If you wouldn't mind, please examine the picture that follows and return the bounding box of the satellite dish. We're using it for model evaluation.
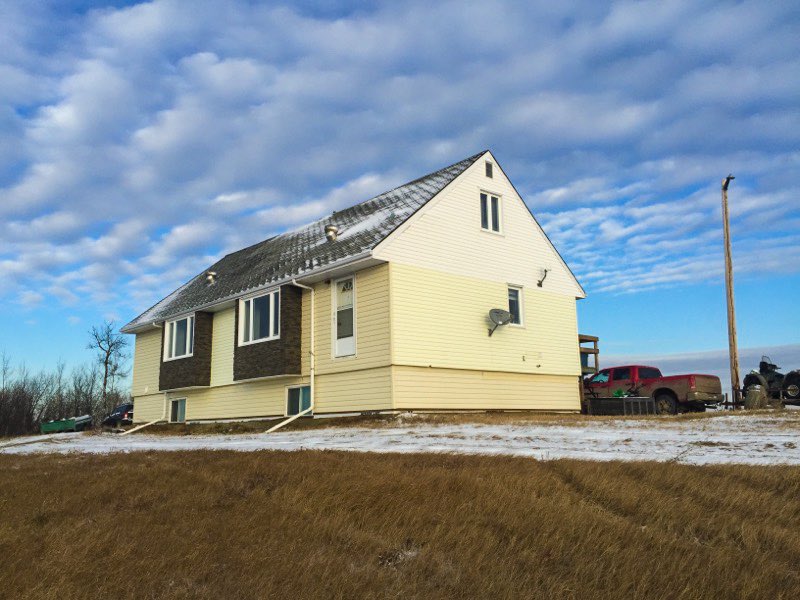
[488,309,512,336]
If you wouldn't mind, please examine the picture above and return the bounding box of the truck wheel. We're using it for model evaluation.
[655,393,677,415]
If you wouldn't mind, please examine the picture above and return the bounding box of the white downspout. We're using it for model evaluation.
[267,279,315,433]
[121,392,168,436]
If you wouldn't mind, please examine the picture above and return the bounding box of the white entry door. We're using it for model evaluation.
[334,277,355,357]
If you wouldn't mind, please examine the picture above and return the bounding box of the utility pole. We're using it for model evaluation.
[721,175,740,406]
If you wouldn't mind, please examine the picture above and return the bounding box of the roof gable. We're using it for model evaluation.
[373,151,586,298]
[122,152,484,332]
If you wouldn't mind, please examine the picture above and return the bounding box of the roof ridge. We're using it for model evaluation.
[348,150,488,208]
[210,151,487,263]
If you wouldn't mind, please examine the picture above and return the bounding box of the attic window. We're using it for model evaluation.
[480,192,502,233]
[485,161,493,178]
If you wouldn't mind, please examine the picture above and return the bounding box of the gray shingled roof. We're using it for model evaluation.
[122,151,485,332]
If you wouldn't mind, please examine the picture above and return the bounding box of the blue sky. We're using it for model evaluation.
[1,0,798,383]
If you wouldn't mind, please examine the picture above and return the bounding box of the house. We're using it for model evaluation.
[122,150,586,423]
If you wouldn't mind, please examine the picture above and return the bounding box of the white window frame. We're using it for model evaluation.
[507,285,524,327]
[285,384,312,417]
[480,190,503,234]
[163,314,195,361]
[238,288,281,346]
[332,275,356,358]
[169,398,187,423]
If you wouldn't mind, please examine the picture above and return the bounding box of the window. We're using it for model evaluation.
[613,367,631,381]
[287,386,311,416]
[170,398,186,423]
[508,286,523,325]
[164,315,194,360]
[239,289,280,345]
[591,370,610,384]
[334,276,355,357]
[480,192,501,233]
[639,367,661,380]
[485,161,493,178]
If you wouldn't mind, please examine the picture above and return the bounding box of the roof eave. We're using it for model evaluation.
[120,250,378,334]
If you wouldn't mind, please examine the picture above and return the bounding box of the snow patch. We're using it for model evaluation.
[5,413,800,465]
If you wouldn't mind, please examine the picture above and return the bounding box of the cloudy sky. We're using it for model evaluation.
[1,0,798,380]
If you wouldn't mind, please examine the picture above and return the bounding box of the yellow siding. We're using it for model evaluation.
[210,307,234,386]
[309,263,391,375]
[131,328,161,397]
[132,393,165,423]
[392,366,580,411]
[161,367,390,421]
[172,376,306,421]
[374,151,584,298]
[390,263,580,377]
[315,367,392,413]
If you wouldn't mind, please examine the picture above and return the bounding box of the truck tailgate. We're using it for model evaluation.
[693,375,722,394]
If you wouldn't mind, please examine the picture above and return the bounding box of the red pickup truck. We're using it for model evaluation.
[583,365,724,414]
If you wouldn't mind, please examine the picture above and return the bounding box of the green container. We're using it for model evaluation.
[40,415,92,434]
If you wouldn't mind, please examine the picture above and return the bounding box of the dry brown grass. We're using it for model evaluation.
[2,451,800,599]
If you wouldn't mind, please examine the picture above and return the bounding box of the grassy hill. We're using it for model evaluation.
[2,451,799,599]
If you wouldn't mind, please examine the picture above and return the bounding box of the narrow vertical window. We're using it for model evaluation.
[243,301,251,343]
[480,193,502,233]
[480,193,489,230]
[253,294,270,340]
[335,277,355,357]
[485,161,493,178]
[272,291,280,337]
[508,286,523,325]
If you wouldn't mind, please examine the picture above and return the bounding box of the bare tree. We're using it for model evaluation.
[1,351,10,392]
[87,321,129,412]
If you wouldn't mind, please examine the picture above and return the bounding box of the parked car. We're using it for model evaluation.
[743,355,800,405]
[583,365,723,414]
[102,403,134,427]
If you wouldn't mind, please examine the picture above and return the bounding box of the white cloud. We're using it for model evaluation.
[0,0,796,327]
[18,290,43,307]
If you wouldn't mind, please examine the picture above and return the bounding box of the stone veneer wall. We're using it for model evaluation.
[159,311,213,391]
[233,284,302,381]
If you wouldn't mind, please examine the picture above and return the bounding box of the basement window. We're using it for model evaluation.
[164,315,194,361]
[287,386,311,416]
[480,192,501,233]
[170,398,186,423]
[507,286,523,325]
[239,289,280,345]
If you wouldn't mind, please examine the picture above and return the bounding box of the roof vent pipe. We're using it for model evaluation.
[206,271,217,285]
[325,225,339,242]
